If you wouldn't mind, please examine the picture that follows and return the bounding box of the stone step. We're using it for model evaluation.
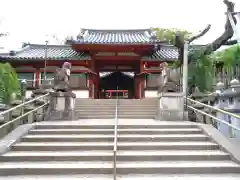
[2,174,240,180]
[78,116,114,119]
[75,109,157,112]
[118,112,157,115]
[75,107,115,109]
[118,104,158,106]
[75,103,116,107]
[1,151,113,161]
[76,111,156,115]
[1,150,230,162]
[34,124,199,129]
[11,141,218,151]
[75,106,156,110]
[28,128,202,135]
[117,107,157,110]
[113,116,156,119]
[75,100,116,103]
[0,161,113,175]
[75,104,115,107]
[21,134,209,142]
[76,116,157,119]
[115,161,240,174]
[118,104,158,107]
[77,112,115,115]
[0,161,239,175]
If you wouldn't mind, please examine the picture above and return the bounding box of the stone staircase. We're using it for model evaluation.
[0,120,240,179]
[75,99,116,119]
[118,99,158,119]
[76,98,158,119]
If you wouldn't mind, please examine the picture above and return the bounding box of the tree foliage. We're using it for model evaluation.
[214,45,240,66]
[0,63,20,104]
[188,45,240,92]
[151,27,192,43]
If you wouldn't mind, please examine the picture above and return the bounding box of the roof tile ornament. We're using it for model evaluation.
[77,29,85,40]
[150,30,157,41]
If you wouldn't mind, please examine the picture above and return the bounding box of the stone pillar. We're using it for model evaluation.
[45,91,76,121]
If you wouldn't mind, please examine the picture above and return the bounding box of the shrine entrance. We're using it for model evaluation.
[98,71,135,99]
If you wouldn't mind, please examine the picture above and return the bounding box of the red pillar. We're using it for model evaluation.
[87,74,92,98]
[135,76,140,99]
[138,61,144,99]
[95,71,99,98]
[93,74,98,99]
[35,68,40,88]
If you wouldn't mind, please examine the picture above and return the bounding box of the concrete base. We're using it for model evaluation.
[45,91,77,121]
[47,110,77,121]
[156,92,185,121]
[156,111,186,121]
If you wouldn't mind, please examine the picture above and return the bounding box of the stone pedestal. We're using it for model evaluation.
[46,91,77,121]
[156,92,186,121]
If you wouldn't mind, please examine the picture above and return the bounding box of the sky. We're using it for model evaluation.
[0,0,239,52]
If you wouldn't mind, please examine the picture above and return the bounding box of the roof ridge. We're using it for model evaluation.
[81,28,151,33]
[25,43,72,49]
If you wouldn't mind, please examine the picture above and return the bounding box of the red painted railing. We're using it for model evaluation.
[105,90,128,99]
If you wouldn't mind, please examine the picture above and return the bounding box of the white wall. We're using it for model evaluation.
[26,90,89,99]
[145,90,158,98]
[72,90,89,98]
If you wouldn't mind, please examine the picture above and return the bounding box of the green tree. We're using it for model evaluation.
[214,45,240,67]
[0,63,20,104]
[151,27,192,43]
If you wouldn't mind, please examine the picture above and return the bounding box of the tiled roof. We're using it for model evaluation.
[73,29,160,44]
[0,44,90,60]
[142,45,179,61]
[142,44,207,61]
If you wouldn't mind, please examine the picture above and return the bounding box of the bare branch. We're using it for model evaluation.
[0,33,8,37]
[203,0,237,55]
[188,24,211,43]
[224,39,238,45]
[174,0,237,65]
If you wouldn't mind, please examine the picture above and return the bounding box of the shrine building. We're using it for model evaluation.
[0,29,182,99]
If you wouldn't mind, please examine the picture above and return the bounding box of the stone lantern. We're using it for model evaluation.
[213,81,228,135]
[222,78,240,138]
[189,87,206,122]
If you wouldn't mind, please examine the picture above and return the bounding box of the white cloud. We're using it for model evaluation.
[0,0,239,52]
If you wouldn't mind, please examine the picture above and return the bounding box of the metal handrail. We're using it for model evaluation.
[18,78,54,82]
[0,93,50,138]
[0,102,48,130]
[186,98,240,132]
[0,93,49,116]
[113,86,119,180]
[187,98,240,120]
